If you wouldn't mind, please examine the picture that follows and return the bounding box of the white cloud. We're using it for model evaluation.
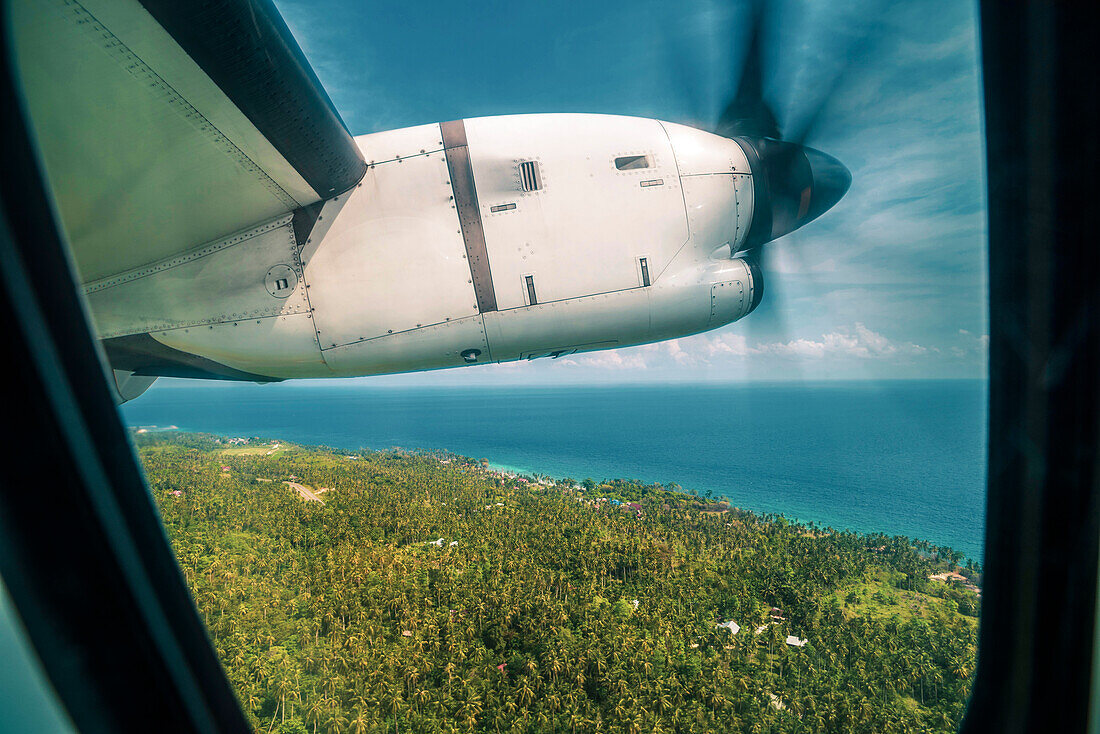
[705,333,753,357]
[703,323,927,362]
[558,351,649,370]
[655,339,699,366]
[949,330,989,359]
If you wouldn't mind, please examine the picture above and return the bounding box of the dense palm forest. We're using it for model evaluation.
[136,432,980,733]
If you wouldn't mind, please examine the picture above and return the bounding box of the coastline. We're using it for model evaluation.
[122,381,986,559]
[137,428,985,564]
[480,456,983,563]
[140,430,981,732]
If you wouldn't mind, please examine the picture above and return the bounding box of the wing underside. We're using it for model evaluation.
[9,0,366,399]
[9,0,366,284]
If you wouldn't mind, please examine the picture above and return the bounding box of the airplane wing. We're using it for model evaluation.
[9,0,367,286]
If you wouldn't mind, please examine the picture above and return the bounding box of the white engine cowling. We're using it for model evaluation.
[90,114,761,381]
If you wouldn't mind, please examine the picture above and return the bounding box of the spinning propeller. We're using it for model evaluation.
[685,1,858,335]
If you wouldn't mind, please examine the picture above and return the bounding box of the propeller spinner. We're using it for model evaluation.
[694,0,857,339]
[736,137,851,249]
[713,2,852,250]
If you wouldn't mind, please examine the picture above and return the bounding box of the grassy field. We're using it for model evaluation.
[833,568,978,626]
[215,442,290,456]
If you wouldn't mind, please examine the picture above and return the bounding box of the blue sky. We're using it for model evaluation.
[236,0,987,386]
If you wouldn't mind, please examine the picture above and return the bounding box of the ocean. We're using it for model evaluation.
[122,380,987,560]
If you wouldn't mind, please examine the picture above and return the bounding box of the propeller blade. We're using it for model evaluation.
[783,4,883,145]
[715,1,781,140]
[661,31,712,131]
[742,246,789,342]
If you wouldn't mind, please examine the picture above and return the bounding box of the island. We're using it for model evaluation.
[136,431,980,733]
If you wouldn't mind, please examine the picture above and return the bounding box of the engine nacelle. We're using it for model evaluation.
[90,114,761,381]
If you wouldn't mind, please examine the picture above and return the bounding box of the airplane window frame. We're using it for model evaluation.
[0,1,1097,733]
[0,8,251,732]
[959,3,1100,731]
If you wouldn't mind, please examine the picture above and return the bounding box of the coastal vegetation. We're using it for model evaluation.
[137,432,980,733]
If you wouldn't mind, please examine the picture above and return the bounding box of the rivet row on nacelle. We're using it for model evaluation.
[92,114,758,382]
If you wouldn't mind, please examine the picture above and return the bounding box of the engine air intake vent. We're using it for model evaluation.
[525,274,538,305]
[615,154,651,170]
[519,160,542,192]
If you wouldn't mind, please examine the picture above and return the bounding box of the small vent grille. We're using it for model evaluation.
[520,161,542,192]
[615,154,651,170]
[639,257,651,287]
[525,275,538,305]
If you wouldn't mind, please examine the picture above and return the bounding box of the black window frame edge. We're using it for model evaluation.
[0,10,250,734]
[961,3,1100,733]
[1,1,1098,733]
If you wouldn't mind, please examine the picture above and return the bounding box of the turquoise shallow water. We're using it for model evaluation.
[122,380,987,560]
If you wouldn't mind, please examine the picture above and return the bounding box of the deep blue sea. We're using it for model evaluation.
[122,380,987,560]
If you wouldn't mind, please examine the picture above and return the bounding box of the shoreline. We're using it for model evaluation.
[136,429,984,563]
[476,456,983,564]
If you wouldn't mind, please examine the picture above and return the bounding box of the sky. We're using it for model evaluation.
[182,0,987,387]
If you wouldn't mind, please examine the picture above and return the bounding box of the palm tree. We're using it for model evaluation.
[323,705,347,734]
[348,707,368,734]
[141,435,978,734]
[300,697,322,734]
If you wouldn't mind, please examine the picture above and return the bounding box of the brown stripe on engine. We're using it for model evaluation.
[441,119,497,313]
